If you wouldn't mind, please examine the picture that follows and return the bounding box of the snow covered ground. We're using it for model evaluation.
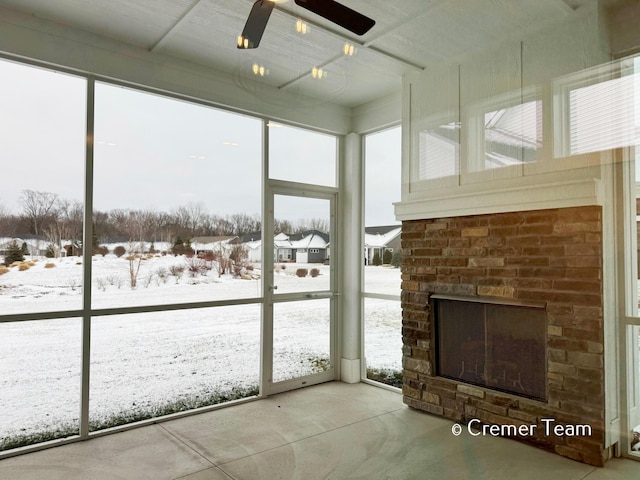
[0,255,401,445]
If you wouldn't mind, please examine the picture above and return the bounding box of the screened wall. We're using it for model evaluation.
[0,56,366,455]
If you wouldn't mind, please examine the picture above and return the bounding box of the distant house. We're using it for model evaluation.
[231,232,262,263]
[190,236,238,255]
[364,225,401,265]
[284,230,330,263]
[235,230,330,263]
[0,236,55,258]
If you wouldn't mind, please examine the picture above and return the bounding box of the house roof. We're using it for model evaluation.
[364,226,401,248]
[274,230,330,249]
[190,236,238,249]
[191,236,237,244]
[364,225,401,236]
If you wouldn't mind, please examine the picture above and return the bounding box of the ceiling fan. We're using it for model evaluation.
[237,0,375,49]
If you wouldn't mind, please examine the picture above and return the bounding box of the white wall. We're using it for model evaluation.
[396,3,611,220]
[351,92,401,135]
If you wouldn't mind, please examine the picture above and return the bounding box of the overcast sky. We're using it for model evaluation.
[0,57,400,228]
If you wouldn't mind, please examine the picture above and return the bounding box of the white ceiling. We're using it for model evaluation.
[0,0,597,108]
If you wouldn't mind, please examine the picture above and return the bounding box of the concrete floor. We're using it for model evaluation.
[0,382,638,480]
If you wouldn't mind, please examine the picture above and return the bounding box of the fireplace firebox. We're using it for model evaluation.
[434,295,546,401]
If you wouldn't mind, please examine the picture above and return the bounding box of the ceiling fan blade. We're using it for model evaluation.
[294,0,375,35]
[237,0,274,49]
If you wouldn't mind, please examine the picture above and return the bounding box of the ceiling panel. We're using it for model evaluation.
[0,0,604,107]
[0,0,198,49]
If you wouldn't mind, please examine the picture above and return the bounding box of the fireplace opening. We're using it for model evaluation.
[434,295,547,401]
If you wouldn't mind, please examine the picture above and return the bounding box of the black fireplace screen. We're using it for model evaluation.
[435,297,546,401]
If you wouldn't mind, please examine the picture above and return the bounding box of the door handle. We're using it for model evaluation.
[305,293,334,299]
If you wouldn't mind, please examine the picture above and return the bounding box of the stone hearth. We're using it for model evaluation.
[401,206,606,466]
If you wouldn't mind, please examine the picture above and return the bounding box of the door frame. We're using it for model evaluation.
[261,180,339,396]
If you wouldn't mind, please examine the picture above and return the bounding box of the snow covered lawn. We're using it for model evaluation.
[0,256,401,448]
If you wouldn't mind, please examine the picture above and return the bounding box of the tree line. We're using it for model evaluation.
[0,190,329,248]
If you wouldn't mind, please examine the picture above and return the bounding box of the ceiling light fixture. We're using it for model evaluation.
[311,66,326,79]
[343,43,356,56]
[252,63,268,76]
[237,35,250,49]
[296,19,309,34]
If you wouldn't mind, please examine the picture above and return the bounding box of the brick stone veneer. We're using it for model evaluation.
[401,206,607,466]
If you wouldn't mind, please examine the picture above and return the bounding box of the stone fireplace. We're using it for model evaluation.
[401,206,606,466]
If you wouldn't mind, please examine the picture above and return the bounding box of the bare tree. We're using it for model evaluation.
[172,202,207,239]
[126,242,144,289]
[0,201,17,237]
[307,218,329,233]
[20,190,59,236]
[58,199,83,251]
[42,199,83,258]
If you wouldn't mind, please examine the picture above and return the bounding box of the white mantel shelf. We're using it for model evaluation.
[394,176,603,221]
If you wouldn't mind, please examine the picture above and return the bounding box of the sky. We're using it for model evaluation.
[0,57,400,227]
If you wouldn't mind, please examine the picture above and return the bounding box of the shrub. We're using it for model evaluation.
[96,277,107,291]
[18,262,30,271]
[308,356,331,373]
[95,245,109,256]
[372,252,382,266]
[366,368,403,388]
[45,244,55,258]
[44,263,56,269]
[3,240,24,266]
[114,245,126,257]
[21,242,29,256]
[155,267,169,284]
[186,257,206,277]
[126,254,143,289]
[295,268,308,278]
[105,274,123,289]
[169,264,185,283]
[0,266,9,275]
[310,268,320,277]
[383,249,393,264]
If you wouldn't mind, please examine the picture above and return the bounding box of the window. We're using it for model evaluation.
[363,126,402,387]
[0,56,343,456]
[0,59,86,315]
[92,83,262,308]
[0,318,81,449]
[417,122,460,181]
[268,123,337,186]
[481,99,542,169]
[90,306,260,431]
[568,63,636,156]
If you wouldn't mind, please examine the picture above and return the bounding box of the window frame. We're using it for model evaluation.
[0,53,344,458]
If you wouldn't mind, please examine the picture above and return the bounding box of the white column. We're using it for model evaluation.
[340,132,363,383]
